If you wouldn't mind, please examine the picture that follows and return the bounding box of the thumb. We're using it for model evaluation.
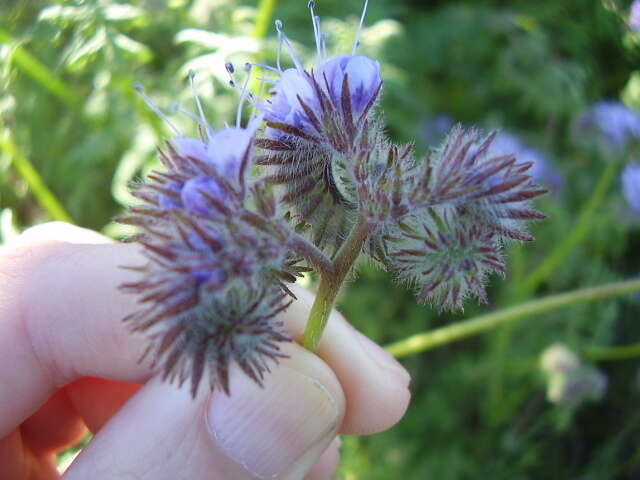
[63,344,345,480]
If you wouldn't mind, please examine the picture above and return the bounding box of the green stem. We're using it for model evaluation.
[288,231,334,277]
[585,342,640,362]
[385,278,640,358]
[302,216,372,351]
[0,28,78,108]
[0,135,73,223]
[253,0,278,40]
[515,161,617,297]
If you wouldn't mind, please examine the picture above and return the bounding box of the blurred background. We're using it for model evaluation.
[2,0,640,478]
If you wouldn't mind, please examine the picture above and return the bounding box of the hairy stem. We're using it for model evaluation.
[288,232,334,277]
[385,278,640,358]
[302,216,373,351]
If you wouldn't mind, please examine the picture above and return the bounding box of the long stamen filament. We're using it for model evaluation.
[352,0,369,55]
[187,70,214,141]
[274,19,304,72]
[134,83,181,136]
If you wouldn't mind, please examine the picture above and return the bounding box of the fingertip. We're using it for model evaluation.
[284,286,411,435]
[8,222,111,248]
[305,437,341,480]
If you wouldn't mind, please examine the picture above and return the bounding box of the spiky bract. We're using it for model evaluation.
[411,125,547,242]
[127,285,292,397]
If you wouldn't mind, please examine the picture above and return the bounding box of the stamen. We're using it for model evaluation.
[246,62,281,74]
[134,82,181,136]
[308,1,322,62]
[274,19,304,72]
[275,20,283,71]
[352,0,369,55]
[188,70,213,140]
[237,63,253,128]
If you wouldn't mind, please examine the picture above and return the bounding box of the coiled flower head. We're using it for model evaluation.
[389,210,505,310]
[376,126,545,310]
[256,1,383,253]
[121,84,301,396]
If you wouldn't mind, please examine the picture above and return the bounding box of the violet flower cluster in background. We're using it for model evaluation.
[421,115,563,193]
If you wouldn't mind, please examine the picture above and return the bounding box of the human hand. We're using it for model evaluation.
[0,222,411,480]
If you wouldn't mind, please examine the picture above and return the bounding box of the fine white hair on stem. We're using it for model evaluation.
[352,0,369,55]
[133,82,181,136]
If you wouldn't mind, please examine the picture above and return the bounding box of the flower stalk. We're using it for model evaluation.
[385,278,640,358]
[302,214,373,350]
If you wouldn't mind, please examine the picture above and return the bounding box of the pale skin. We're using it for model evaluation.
[0,222,411,480]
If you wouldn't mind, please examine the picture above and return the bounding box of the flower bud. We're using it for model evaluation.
[539,344,607,407]
[318,54,382,114]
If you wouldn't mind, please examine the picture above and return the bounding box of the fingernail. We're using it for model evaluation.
[354,330,411,386]
[207,364,340,479]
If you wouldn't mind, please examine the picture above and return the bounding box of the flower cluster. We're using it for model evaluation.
[379,127,545,309]
[256,3,383,252]
[122,1,547,394]
[121,89,309,395]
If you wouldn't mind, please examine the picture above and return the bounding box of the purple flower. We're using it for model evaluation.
[575,101,640,152]
[257,4,383,253]
[181,176,228,217]
[317,54,382,113]
[622,162,640,214]
[260,5,382,150]
[490,132,564,192]
[630,0,640,31]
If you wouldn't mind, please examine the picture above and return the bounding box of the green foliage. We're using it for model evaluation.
[2,0,640,478]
